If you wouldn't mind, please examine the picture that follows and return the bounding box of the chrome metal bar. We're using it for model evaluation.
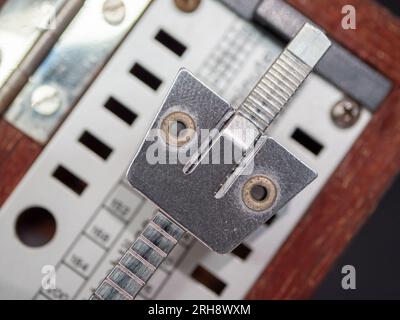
[238,23,329,132]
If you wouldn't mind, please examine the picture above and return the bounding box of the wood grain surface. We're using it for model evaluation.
[247,0,400,299]
[0,0,399,300]
[0,120,42,206]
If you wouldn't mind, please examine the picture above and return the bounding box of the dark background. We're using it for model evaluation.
[376,0,400,17]
[314,175,400,299]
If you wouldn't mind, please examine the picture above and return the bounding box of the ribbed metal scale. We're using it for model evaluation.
[239,49,311,131]
[91,212,185,300]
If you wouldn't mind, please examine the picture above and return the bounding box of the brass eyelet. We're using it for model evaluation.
[242,175,277,211]
[161,111,196,147]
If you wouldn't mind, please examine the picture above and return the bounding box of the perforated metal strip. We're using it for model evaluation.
[91,212,185,300]
[239,49,311,131]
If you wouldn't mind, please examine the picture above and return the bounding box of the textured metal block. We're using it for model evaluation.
[127,69,317,253]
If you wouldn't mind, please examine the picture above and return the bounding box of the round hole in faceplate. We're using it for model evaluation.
[15,206,56,247]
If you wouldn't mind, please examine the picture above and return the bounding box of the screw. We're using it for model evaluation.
[31,85,62,116]
[331,99,361,129]
[103,0,126,26]
[174,0,201,13]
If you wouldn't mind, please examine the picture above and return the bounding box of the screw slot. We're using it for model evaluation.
[161,111,195,146]
[242,176,277,211]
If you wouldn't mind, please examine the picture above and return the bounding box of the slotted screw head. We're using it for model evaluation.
[30,85,62,116]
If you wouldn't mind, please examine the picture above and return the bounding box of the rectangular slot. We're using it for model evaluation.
[191,265,226,295]
[231,243,252,260]
[155,29,187,57]
[104,97,137,125]
[130,63,162,91]
[52,165,87,195]
[78,131,113,160]
[291,128,324,156]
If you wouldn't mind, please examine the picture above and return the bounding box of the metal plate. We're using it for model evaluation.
[128,69,316,253]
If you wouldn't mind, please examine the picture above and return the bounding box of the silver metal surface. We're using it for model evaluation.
[239,24,329,131]
[127,71,317,253]
[222,0,392,111]
[127,24,329,254]
[92,212,185,300]
[5,0,151,143]
[0,0,84,113]
[0,0,65,88]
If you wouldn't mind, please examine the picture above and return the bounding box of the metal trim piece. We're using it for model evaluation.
[4,0,152,143]
[0,0,84,114]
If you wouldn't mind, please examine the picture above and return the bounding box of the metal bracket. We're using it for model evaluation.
[126,23,330,253]
[127,69,317,253]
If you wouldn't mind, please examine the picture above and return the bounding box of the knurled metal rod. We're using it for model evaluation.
[238,23,330,132]
[90,212,185,300]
